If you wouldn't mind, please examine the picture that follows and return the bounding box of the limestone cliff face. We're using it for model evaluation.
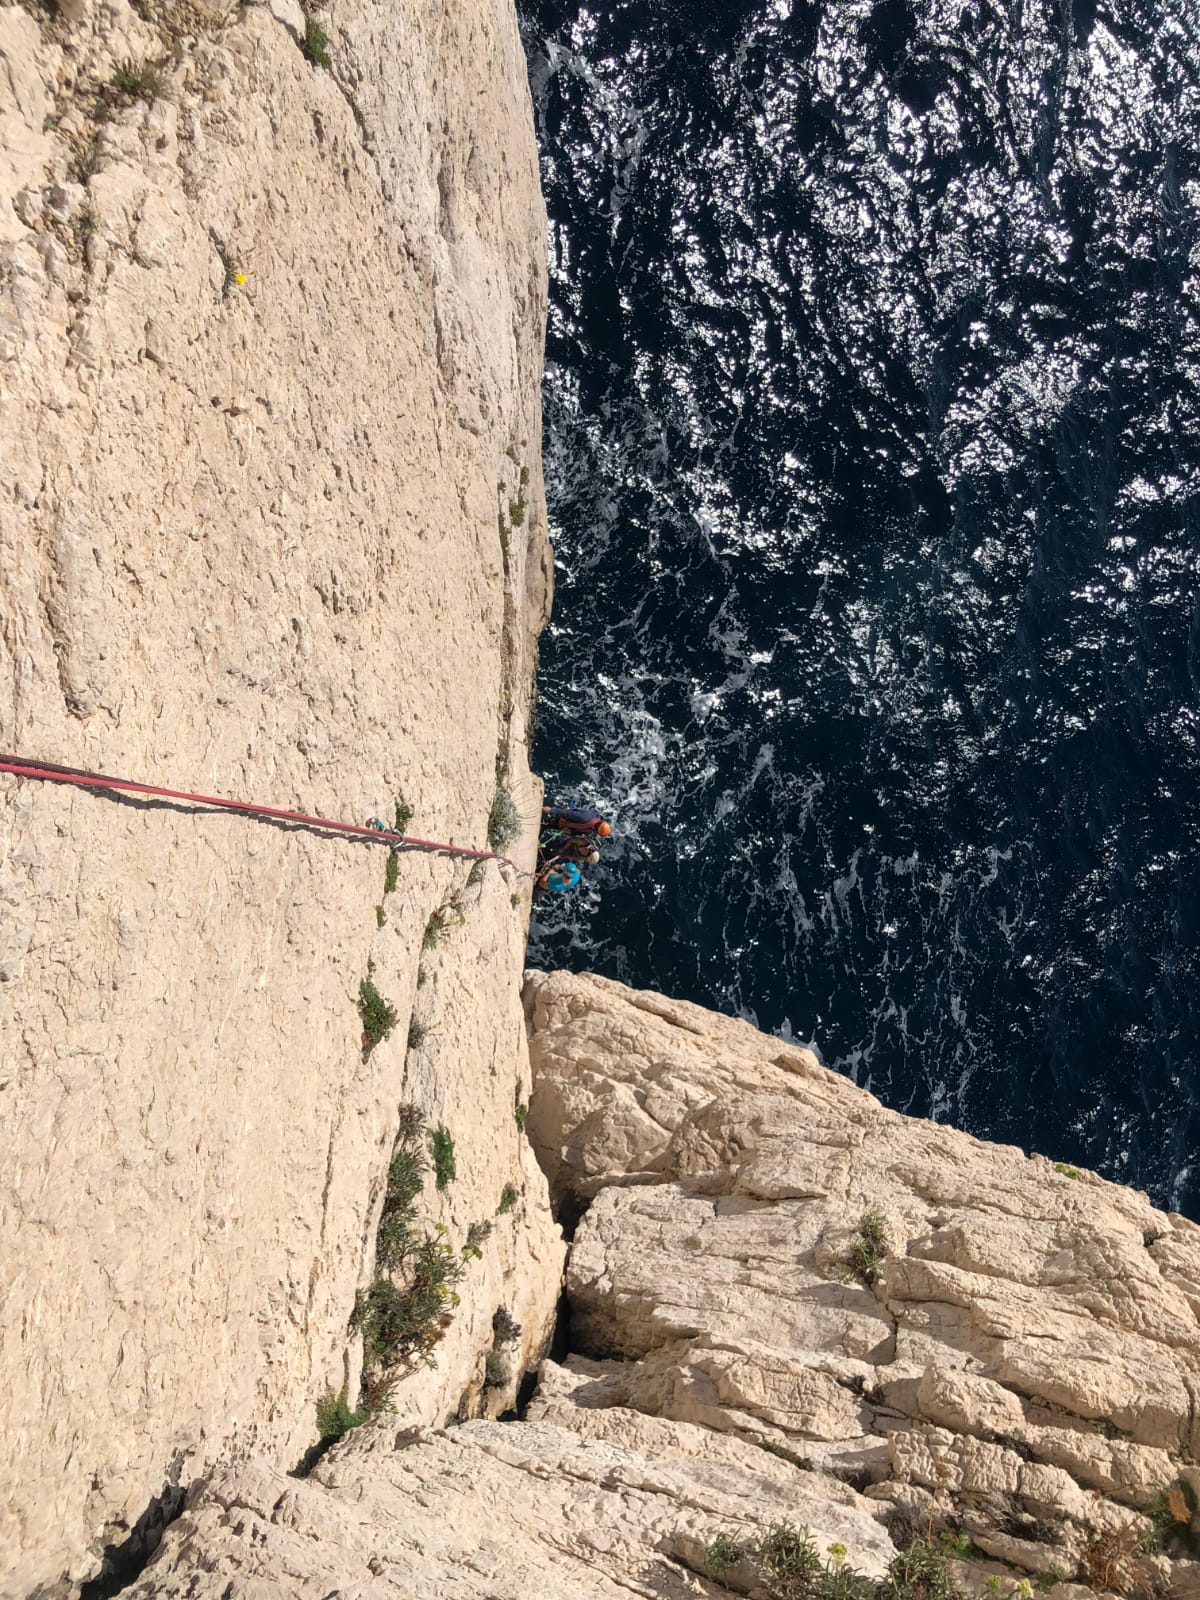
[102,972,1200,1599]
[0,0,562,1593]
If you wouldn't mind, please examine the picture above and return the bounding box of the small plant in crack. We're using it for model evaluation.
[384,851,399,895]
[462,1219,492,1260]
[375,905,386,928]
[407,1015,430,1051]
[301,15,332,67]
[483,1348,509,1388]
[703,1533,744,1577]
[315,1389,368,1444]
[514,1100,528,1131]
[429,1123,456,1190]
[467,859,486,887]
[496,1182,519,1215]
[111,56,165,102]
[848,1208,889,1287]
[492,1305,522,1346]
[487,785,520,849]
[394,797,413,833]
[358,976,397,1054]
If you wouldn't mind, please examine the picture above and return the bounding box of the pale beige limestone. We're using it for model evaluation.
[0,0,561,1591]
[522,969,1200,1584]
[121,1410,898,1600]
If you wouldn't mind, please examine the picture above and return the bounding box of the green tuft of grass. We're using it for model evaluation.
[429,1123,456,1190]
[422,914,445,951]
[111,57,164,101]
[497,1183,518,1215]
[407,1015,429,1051]
[416,965,428,988]
[514,1101,528,1130]
[849,1208,890,1287]
[467,859,486,887]
[315,1390,368,1443]
[487,786,520,850]
[394,798,413,833]
[301,16,331,66]
[703,1534,744,1577]
[508,493,527,527]
[358,976,397,1052]
[384,851,399,895]
[1054,1161,1080,1180]
[375,905,386,928]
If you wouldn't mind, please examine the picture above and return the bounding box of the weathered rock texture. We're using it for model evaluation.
[523,969,1200,1592]
[101,971,1200,1599]
[0,0,562,1591]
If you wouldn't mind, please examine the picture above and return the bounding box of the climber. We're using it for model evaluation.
[541,804,612,839]
[535,858,582,897]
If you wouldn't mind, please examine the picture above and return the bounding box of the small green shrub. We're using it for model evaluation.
[878,1538,958,1600]
[704,1533,744,1575]
[849,1208,889,1286]
[936,1531,971,1561]
[384,851,399,895]
[429,1123,456,1190]
[1033,1568,1068,1593]
[302,16,331,66]
[422,913,445,951]
[358,976,397,1052]
[416,965,428,988]
[315,1390,368,1443]
[375,1108,425,1270]
[1054,1161,1080,1180]
[759,1522,822,1595]
[353,1237,463,1373]
[497,1183,518,1215]
[487,786,520,849]
[483,1348,509,1388]
[112,57,164,100]
[394,798,413,833]
[492,1304,522,1345]
[514,1101,529,1130]
[467,859,486,887]
[407,1015,429,1051]
[375,905,386,928]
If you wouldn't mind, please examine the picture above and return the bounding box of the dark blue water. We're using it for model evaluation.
[519,0,1200,1215]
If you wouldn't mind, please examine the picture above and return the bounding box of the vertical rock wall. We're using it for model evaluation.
[0,0,562,1592]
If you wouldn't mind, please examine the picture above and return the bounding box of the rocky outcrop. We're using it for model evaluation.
[0,0,561,1592]
[523,969,1200,1591]
[94,970,1200,1598]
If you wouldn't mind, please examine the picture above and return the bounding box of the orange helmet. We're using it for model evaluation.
[598,821,612,837]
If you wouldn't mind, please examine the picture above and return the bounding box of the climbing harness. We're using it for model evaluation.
[0,753,525,872]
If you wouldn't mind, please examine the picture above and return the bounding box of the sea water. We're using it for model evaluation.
[520,0,1200,1215]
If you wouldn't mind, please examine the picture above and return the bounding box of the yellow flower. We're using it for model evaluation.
[233,271,246,285]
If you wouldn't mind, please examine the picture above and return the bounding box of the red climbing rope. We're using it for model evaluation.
[0,754,523,871]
